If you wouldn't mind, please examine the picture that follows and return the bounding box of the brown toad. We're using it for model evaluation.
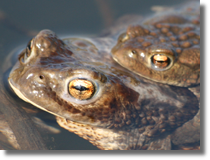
[111,1,200,149]
[8,29,199,150]
[111,1,200,87]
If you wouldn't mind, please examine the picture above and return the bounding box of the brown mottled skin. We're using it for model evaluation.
[111,2,200,87]
[111,1,200,148]
[8,29,199,150]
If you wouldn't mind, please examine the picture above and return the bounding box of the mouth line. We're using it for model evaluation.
[8,78,103,127]
[8,79,64,118]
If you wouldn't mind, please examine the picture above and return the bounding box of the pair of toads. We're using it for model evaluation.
[8,1,200,150]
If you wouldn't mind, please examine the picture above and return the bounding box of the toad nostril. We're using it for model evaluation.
[39,75,44,79]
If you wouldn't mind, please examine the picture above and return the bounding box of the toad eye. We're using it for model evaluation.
[151,54,171,70]
[68,79,95,100]
[118,33,129,42]
[25,38,33,58]
[19,38,33,64]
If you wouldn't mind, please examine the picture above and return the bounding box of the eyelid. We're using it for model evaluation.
[149,45,177,58]
[18,49,29,64]
[18,50,25,61]
[118,33,129,42]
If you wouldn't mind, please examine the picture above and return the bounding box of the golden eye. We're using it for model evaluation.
[151,54,171,69]
[68,79,95,100]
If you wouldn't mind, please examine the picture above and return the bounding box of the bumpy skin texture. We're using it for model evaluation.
[111,2,200,87]
[8,30,199,150]
[111,1,200,149]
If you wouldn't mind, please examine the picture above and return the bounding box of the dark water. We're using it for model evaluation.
[0,0,187,150]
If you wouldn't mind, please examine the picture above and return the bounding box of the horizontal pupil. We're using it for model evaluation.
[73,85,89,91]
[156,60,166,63]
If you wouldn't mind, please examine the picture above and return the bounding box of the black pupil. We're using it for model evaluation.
[27,39,32,51]
[73,85,89,91]
[157,60,165,63]
[25,39,32,57]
